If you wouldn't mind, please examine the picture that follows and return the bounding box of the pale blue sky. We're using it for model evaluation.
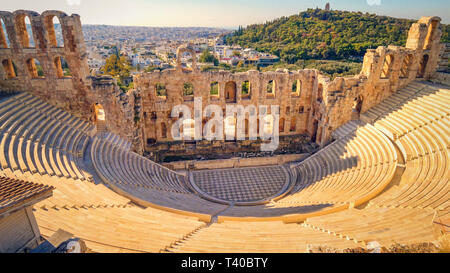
[2,0,449,27]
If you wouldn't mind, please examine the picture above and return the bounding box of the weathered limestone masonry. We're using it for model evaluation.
[312,16,443,146]
[135,16,444,153]
[134,44,317,160]
[0,10,445,157]
[0,10,140,152]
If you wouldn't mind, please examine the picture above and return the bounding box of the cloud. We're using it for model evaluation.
[367,0,381,6]
[67,0,82,6]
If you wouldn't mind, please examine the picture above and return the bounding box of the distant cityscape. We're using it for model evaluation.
[82,24,280,75]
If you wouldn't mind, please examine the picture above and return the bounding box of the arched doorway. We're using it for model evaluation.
[225,81,237,103]
[93,103,106,132]
[417,54,429,78]
[224,116,237,141]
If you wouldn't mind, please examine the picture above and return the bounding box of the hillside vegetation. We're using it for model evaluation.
[227,9,450,64]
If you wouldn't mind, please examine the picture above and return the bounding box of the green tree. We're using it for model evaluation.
[199,49,219,66]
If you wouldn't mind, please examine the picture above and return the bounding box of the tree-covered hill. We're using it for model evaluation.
[226,8,450,63]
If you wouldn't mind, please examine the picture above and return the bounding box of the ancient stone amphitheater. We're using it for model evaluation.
[0,10,449,252]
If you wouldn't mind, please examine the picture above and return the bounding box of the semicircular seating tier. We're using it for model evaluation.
[0,80,448,252]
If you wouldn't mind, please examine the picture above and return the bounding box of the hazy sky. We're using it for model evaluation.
[2,0,449,28]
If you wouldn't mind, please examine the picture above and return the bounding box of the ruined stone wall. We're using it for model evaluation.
[136,16,443,150]
[0,10,139,152]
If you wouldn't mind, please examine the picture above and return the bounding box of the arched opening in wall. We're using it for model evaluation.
[245,119,249,136]
[26,58,44,78]
[317,84,323,103]
[0,18,10,48]
[45,15,64,48]
[298,106,304,114]
[183,82,194,100]
[2,59,17,79]
[93,103,106,128]
[279,118,285,133]
[155,83,167,99]
[286,106,290,115]
[16,15,35,48]
[161,122,167,139]
[311,120,319,142]
[241,81,250,99]
[380,54,394,79]
[267,80,275,97]
[290,117,297,132]
[224,116,237,141]
[400,54,413,78]
[257,119,260,137]
[54,56,71,78]
[424,19,439,50]
[292,79,301,96]
[180,51,195,70]
[225,81,237,103]
[417,54,429,78]
[182,119,195,140]
[263,115,274,135]
[210,81,219,97]
[354,96,363,114]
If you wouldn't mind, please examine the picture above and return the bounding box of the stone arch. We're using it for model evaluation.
[267,80,275,95]
[290,116,297,132]
[311,120,319,142]
[0,12,13,48]
[155,82,167,98]
[224,116,237,140]
[352,95,364,120]
[225,81,237,103]
[54,56,71,78]
[93,103,105,122]
[244,119,249,136]
[1,59,16,79]
[423,19,440,50]
[26,58,44,78]
[176,44,197,71]
[417,54,429,78]
[241,80,250,99]
[42,11,67,48]
[279,117,285,133]
[381,54,394,79]
[183,119,195,140]
[183,82,194,95]
[354,95,363,114]
[210,81,219,97]
[0,18,10,48]
[400,54,414,78]
[13,10,39,48]
[292,79,301,96]
[262,115,274,135]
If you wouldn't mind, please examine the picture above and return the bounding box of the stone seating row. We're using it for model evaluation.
[92,137,190,194]
[365,83,449,210]
[278,124,397,205]
[90,135,229,219]
[33,202,205,253]
[304,207,440,247]
[0,92,93,181]
[166,221,361,253]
